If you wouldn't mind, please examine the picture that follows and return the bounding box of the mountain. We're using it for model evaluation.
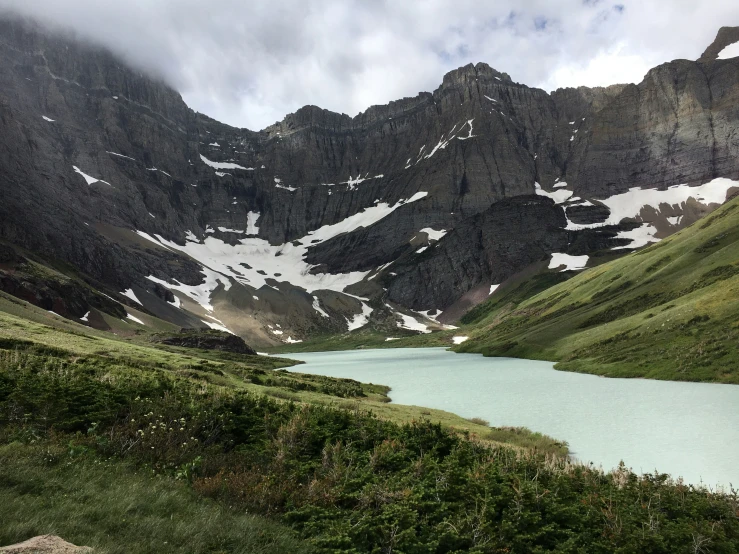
[455,193,739,383]
[1,16,738,346]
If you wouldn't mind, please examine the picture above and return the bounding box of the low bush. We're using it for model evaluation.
[2,346,738,553]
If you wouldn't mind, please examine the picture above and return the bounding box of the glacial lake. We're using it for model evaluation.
[281,348,739,489]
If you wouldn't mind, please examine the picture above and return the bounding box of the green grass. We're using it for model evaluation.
[456,195,739,383]
[0,289,567,454]
[2,350,737,553]
[268,326,456,354]
[482,427,569,457]
[0,442,309,553]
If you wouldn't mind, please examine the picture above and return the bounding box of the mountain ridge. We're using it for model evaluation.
[0,15,738,346]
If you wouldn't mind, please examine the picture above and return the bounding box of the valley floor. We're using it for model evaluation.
[275,197,739,386]
[2,294,739,551]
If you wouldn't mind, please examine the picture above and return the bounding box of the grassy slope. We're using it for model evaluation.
[0,292,565,454]
[0,443,309,554]
[0,291,569,551]
[2,332,737,553]
[456,195,739,383]
[4,250,739,551]
[269,327,457,354]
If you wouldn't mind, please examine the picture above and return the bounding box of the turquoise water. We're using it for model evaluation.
[281,348,739,488]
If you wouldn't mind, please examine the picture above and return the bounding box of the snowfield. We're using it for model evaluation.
[138,192,428,313]
[548,253,589,272]
[200,153,253,171]
[535,182,573,204]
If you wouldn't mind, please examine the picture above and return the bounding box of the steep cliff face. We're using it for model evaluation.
[567,59,739,198]
[0,17,738,345]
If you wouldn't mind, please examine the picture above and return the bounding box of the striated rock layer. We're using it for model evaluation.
[0,16,738,344]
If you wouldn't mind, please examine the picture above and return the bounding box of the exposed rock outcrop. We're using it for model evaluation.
[699,26,739,62]
[0,535,92,553]
[154,328,256,355]
[0,17,737,343]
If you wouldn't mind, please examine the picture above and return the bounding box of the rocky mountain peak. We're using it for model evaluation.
[440,61,512,89]
[0,18,738,347]
[699,26,739,62]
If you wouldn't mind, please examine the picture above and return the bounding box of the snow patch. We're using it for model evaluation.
[452,336,469,344]
[201,317,233,334]
[200,153,252,171]
[341,174,369,190]
[567,200,594,207]
[80,311,90,322]
[42,115,55,122]
[120,288,142,305]
[489,284,500,295]
[285,336,303,344]
[246,211,260,235]
[126,313,145,325]
[145,267,230,312]
[667,215,683,226]
[717,41,739,60]
[275,183,297,191]
[346,302,373,331]
[312,296,329,318]
[396,312,431,334]
[73,166,110,186]
[456,119,476,140]
[274,177,297,192]
[136,192,428,301]
[368,261,393,280]
[535,182,573,204]
[107,151,135,161]
[599,179,738,225]
[419,227,448,241]
[415,246,428,254]
[548,253,589,272]
[612,224,659,250]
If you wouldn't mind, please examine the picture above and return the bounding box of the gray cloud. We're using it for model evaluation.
[1,0,737,130]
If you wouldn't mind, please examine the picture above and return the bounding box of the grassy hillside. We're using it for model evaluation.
[456,195,739,383]
[2,325,738,552]
[0,443,309,554]
[0,293,561,446]
[3,267,739,551]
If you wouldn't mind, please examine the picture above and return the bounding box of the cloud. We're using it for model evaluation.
[1,0,737,129]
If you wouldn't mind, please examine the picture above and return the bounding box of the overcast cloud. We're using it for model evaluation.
[1,0,737,130]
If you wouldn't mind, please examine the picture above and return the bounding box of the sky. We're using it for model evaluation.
[1,0,737,130]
